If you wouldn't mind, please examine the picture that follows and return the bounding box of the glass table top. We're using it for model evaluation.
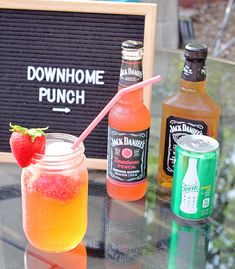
[0,49,235,269]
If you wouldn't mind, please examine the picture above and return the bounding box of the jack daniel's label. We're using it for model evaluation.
[107,126,149,182]
[182,59,206,82]
[163,116,208,176]
[119,60,143,88]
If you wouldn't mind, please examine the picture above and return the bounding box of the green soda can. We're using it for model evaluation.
[171,135,219,220]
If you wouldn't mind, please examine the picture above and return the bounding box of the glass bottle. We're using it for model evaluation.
[21,133,88,253]
[107,40,150,201]
[157,42,220,191]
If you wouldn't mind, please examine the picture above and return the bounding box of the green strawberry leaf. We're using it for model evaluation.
[9,123,49,142]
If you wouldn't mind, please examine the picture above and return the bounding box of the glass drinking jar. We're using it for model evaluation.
[21,133,88,253]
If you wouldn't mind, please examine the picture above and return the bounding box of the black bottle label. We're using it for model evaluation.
[119,60,143,88]
[182,59,206,82]
[163,116,208,176]
[107,126,149,182]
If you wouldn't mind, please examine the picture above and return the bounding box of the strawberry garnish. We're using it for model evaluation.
[9,123,48,168]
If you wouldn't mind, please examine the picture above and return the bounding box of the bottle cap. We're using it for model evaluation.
[184,42,208,60]
[122,40,143,50]
[121,40,143,60]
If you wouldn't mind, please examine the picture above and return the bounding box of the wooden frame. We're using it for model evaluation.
[0,0,157,169]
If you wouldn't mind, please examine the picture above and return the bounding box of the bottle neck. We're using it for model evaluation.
[187,158,197,173]
[118,58,143,103]
[180,58,207,93]
[180,79,206,93]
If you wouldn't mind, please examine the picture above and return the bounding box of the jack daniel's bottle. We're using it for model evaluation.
[157,42,220,191]
[107,40,150,201]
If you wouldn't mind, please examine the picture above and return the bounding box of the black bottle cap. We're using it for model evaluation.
[184,42,208,60]
[122,40,143,50]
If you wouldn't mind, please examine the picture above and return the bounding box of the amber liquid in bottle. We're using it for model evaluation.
[157,43,220,191]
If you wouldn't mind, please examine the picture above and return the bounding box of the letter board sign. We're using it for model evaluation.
[0,0,157,169]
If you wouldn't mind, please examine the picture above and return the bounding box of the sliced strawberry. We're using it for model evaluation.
[30,174,79,201]
[9,123,48,168]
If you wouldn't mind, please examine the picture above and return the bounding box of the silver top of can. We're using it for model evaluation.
[177,135,219,153]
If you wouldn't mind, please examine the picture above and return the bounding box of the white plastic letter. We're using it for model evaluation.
[66,68,75,83]
[75,70,85,84]
[56,68,66,83]
[47,88,56,103]
[35,67,45,82]
[27,66,36,81]
[44,67,56,82]
[85,70,96,84]
[96,70,105,85]
[57,89,66,103]
[76,90,85,104]
[38,87,48,102]
[66,90,75,104]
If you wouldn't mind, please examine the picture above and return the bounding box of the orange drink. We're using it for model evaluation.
[107,40,150,201]
[21,133,88,253]
[107,92,150,201]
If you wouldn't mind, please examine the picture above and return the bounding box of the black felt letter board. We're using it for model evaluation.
[0,9,145,159]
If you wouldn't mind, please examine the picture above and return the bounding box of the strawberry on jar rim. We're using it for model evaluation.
[9,123,48,168]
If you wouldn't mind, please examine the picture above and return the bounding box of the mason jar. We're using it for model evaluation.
[21,133,88,253]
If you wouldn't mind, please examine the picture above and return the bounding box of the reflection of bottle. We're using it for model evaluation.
[107,40,150,201]
[105,197,146,269]
[24,242,87,269]
[180,158,200,214]
[157,42,220,190]
[168,218,210,269]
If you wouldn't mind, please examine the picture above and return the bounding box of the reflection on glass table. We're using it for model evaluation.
[0,49,234,269]
[105,197,146,269]
[24,242,87,269]
[168,213,210,269]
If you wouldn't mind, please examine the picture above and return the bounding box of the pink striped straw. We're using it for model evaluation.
[71,75,162,150]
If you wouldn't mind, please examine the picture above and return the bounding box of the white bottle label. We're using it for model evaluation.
[180,158,200,214]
